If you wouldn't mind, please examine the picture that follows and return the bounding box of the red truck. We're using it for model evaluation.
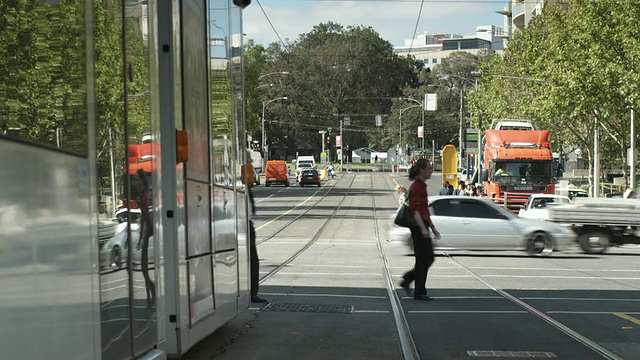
[123,141,154,209]
[482,128,555,212]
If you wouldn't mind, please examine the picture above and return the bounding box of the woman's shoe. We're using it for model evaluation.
[399,280,411,296]
[413,295,433,301]
[251,295,269,303]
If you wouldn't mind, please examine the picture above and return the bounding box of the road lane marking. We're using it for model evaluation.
[409,310,528,314]
[261,292,386,299]
[467,350,556,358]
[483,275,640,280]
[471,267,640,273]
[613,312,640,326]
[547,311,640,315]
[355,310,390,314]
[447,256,625,360]
[522,297,640,302]
[255,192,320,230]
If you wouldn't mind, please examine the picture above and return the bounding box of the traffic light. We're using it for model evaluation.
[326,136,331,146]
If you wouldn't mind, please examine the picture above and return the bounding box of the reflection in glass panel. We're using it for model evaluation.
[124,0,157,355]
[210,1,234,188]
[0,1,87,153]
[94,1,132,359]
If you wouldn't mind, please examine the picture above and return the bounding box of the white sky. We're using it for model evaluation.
[243,0,507,48]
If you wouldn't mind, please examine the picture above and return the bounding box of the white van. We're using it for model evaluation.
[296,155,316,169]
[250,150,263,173]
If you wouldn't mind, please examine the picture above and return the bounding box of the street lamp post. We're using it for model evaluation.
[399,97,425,150]
[258,71,290,81]
[262,96,288,169]
[437,74,477,167]
[319,130,327,159]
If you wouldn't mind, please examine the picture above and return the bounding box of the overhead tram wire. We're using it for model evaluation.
[405,0,425,57]
[256,0,289,50]
[298,0,510,3]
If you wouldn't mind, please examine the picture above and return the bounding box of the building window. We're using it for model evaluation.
[432,58,438,63]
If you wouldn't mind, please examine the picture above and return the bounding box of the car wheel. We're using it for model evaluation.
[111,246,123,268]
[577,230,610,254]
[526,231,553,256]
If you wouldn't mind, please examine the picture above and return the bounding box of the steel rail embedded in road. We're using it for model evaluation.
[376,175,420,360]
[259,175,357,284]
[445,254,624,360]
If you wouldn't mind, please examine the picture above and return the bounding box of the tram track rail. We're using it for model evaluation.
[258,174,357,284]
[444,253,624,360]
[255,174,349,246]
[373,174,420,360]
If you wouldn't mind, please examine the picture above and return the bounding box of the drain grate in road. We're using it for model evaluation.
[467,350,557,358]
[262,302,355,314]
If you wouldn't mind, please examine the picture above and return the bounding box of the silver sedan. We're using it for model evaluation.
[428,196,576,255]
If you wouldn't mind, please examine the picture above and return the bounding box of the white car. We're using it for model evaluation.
[429,196,575,255]
[519,194,571,221]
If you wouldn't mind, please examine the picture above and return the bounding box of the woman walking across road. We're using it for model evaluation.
[399,159,441,301]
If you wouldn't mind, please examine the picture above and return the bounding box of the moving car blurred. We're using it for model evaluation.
[429,196,575,255]
[519,194,571,221]
[299,169,321,187]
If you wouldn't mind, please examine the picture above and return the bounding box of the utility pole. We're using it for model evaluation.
[340,119,343,170]
[631,108,636,190]
[459,87,463,167]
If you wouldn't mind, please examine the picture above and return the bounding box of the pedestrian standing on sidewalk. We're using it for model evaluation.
[246,150,268,303]
[400,159,441,301]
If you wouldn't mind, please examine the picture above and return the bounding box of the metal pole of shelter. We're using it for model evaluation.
[261,96,288,171]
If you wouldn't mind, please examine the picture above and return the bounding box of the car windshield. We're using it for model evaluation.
[493,161,553,185]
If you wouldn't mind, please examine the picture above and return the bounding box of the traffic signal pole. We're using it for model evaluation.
[340,119,343,171]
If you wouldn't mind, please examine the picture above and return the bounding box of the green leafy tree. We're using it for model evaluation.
[251,22,414,156]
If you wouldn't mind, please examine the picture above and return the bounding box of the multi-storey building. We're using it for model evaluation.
[394,26,504,69]
[496,0,555,39]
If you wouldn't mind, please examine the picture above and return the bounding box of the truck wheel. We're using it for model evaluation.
[526,232,553,256]
[265,182,270,187]
[578,231,610,254]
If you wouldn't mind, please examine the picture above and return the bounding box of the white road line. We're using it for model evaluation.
[355,310,390,314]
[471,267,640,273]
[482,275,640,280]
[275,272,384,276]
[261,292,386,299]
[409,310,528,314]
[256,192,319,230]
[521,297,640,302]
[548,311,640,315]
